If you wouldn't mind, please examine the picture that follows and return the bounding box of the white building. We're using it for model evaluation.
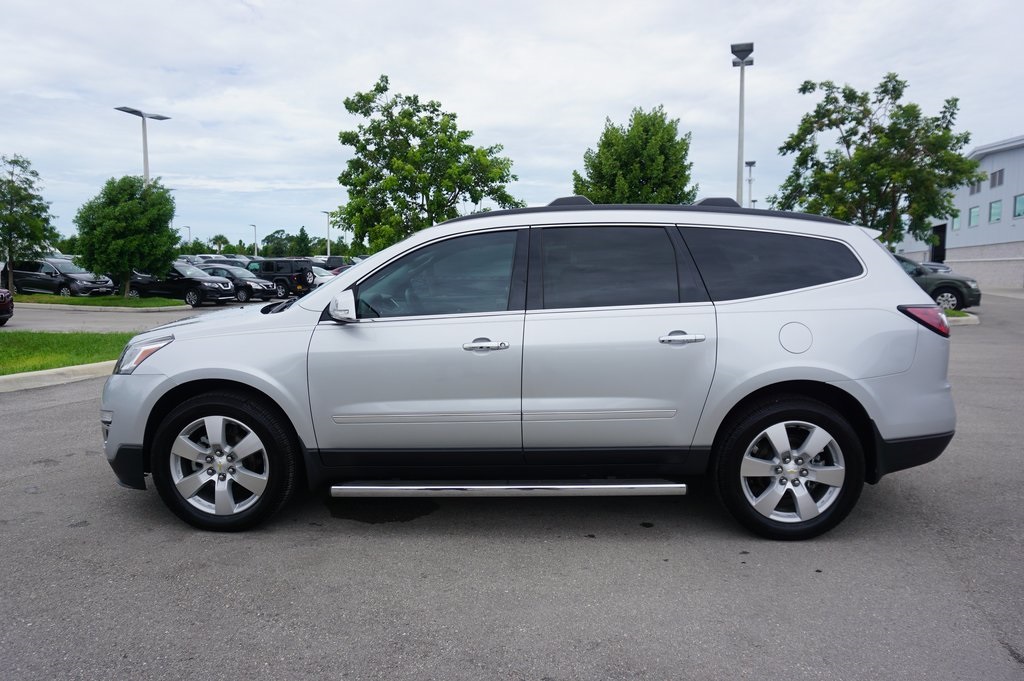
[899,134,1024,289]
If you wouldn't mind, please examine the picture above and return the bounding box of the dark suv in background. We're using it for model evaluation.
[894,254,981,310]
[2,258,114,296]
[198,264,277,302]
[129,263,235,307]
[246,258,316,297]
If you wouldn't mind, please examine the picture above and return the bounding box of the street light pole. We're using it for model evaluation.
[731,43,754,206]
[321,211,332,257]
[115,107,170,185]
[182,225,191,243]
[250,224,258,256]
[745,160,756,208]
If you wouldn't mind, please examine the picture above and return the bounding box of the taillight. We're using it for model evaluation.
[898,305,950,337]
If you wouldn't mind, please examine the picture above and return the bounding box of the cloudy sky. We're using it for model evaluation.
[1,0,1019,247]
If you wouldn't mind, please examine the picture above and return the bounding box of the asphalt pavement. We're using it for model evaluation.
[0,293,1022,679]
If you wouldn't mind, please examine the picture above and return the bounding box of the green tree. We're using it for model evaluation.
[260,229,291,257]
[770,73,984,245]
[178,238,207,256]
[1,154,58,289]
[290,226,313,256]
[338,75,524,251]
[55,233,80,256]
[572,106,698,204]
[210,234,230,253]
[74,176,177,298]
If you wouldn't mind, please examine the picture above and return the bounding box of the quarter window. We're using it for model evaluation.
[357,231,518,318]
[680,227,863,301]
[538,226,682,309]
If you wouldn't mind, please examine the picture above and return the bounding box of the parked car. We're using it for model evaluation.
[1,258,114,296]
[894,254,981,310]
[245,257,316,297]
[921,261,953,273]
[129,263,235,307]
[202,257,249,268]
[311,265,336,287]
[0,287,13,326]
[101,197,955,540]
[312,255,358,270]
[198,264,276,302]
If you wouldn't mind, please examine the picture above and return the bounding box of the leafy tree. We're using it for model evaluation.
[770,73,984,245]
[74,176,177,297]
[178,238,208,256]
[290,226,313,256]
[55,233,80,256]
[572,106,698,204]
[338,75,524,251]
[1,154,58,289]
[260,229,290,257]
[210,234,230,253]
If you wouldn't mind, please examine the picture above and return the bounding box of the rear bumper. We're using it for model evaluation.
[868,428,954,483]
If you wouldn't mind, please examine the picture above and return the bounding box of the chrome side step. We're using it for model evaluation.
[330,480,687,498]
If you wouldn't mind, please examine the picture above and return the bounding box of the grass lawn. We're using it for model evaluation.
[0,331,135,375]
[946,309,969,318]
[11,293,184,307]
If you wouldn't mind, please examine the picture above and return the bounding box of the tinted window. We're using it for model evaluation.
[539,227,679,309]
[680,227,863,300]
[357,231,517,318]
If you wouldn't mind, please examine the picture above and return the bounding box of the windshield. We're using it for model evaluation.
[175,264,207,278]
[224,266,256,279]
[52,260,90,274]
[312,266,332,276]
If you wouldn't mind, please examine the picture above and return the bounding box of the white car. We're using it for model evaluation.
[100,197,954,539]
[311,265,336,288]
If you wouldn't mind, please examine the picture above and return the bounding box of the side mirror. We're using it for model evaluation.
[329,289,358,323]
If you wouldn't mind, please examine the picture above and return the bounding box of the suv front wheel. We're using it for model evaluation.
[150,391,300,531]
[714,396,864,540]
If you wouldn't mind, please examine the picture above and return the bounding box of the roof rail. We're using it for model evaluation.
[548,196,594,206]
[693,197,741,207]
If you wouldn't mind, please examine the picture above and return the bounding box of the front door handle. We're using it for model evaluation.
[463,338,510,351]
[659,331,706,345]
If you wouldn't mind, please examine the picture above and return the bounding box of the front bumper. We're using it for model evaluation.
[108,444,147,489]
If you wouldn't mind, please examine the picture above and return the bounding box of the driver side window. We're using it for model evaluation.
[356,231,518,318]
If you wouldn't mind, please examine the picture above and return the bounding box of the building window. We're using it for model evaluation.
[990,200,1002,223]
[968,206,980,227]
[990,169,1005,188]
[969,181,982,195]
[1014,194,1024,218]
[951,215,961,231]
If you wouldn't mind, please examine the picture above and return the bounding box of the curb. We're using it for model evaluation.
[0,360,115,393]
[15,302,191,312]
[948,313,979,326]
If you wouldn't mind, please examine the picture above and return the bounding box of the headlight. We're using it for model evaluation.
[967,281,978,289]
[202,281,218,288]
[114,336,174,375]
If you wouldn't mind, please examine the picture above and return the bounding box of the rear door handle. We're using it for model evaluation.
[659,331,706,345]
[463,338,510,351]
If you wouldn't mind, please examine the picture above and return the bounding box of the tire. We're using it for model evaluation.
[185,288,201,307]
[58,286,73,297]
[236,287,251,303]
[0,318,7,326]
[713,395,864,540]
[933,287,963,311]
[304,270,315,285]
[150,391,300,531]
[274,281,289,298]
[127,288,141,299]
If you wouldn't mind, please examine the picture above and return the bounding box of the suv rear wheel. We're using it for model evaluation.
[933,287,963,310]
[714,396,864,540]
[150,391,299,531]
[274,280,288,298]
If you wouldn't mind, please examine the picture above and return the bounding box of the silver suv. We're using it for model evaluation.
[100,199,955,539]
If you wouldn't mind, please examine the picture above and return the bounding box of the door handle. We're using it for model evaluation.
[463,338,510,351]
[659,331,706,345]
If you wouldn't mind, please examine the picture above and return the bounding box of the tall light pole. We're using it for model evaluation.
[182,225,191,243]
[250,224,258,256]
[731,43,754,205]
[745,160,756,208]
[321,211,332,257]
[115,106,170,185]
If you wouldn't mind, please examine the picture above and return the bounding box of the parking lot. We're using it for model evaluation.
[0,295,1022,680]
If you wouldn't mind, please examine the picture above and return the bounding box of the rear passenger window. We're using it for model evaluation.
[679,227,863,300]
[539,226,680,309]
